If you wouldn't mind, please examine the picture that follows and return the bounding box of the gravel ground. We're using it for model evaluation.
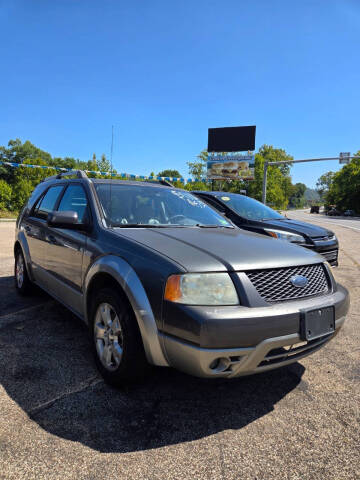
[0,219,359,480]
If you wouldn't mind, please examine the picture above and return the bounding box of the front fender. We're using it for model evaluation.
[84,255,168,367]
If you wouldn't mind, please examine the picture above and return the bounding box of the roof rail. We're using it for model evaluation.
[42,170,88,182]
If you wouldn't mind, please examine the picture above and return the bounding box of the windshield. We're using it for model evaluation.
[95,184,232,227]
[216,193,284,221]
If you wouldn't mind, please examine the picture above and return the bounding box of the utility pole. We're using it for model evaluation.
[262,154,358,205]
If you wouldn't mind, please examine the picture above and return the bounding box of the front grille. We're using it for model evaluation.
[313,235,335,243]
[246,264,330,303]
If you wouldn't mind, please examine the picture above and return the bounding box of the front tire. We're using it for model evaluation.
[90,287,149,386]
[14,248,32,295]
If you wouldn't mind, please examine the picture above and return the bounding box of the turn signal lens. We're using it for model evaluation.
[164,275,182,302]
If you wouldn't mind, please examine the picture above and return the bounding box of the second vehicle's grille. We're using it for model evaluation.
[246,264,330,303]
[313,235,335,242]
[321,249,338,262]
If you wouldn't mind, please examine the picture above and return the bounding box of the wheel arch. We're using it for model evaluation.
[84,255,168,367]
[14,233,34,281]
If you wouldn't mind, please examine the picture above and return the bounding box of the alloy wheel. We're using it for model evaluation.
[16,253,24,289]
[94,302,124,371]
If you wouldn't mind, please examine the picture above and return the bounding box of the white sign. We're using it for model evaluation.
[339,152,351,164]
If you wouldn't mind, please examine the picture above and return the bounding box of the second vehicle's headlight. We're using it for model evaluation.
[164,273,239,305]
[264,228,306,244]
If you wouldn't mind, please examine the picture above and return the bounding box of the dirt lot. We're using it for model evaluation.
[0,219,359,480]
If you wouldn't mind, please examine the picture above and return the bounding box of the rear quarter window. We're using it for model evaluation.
[25,183,49,212]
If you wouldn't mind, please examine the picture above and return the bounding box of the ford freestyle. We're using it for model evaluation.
[14,171,349,386]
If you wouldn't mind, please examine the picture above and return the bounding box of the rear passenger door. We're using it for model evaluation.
[24,185,65,282]
[43,184,90,313]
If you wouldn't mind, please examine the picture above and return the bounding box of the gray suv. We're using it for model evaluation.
[14,171,349,386]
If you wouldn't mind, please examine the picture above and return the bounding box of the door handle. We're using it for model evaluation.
[24,225,31,233]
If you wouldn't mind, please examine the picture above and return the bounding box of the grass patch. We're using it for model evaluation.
[0,209,18,219]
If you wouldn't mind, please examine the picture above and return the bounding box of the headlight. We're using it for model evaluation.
[264,228,306,244]
[164,273,239,305]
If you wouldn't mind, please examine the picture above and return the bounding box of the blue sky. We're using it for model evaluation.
[1,0,359,187]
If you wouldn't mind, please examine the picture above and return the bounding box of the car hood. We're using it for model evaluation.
[114,227,323,272]
[262,218,333,238]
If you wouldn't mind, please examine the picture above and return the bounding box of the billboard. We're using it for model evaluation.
[207,154,255,180]
[208,126,256,153]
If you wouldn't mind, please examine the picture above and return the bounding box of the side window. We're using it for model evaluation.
[33,186,64,220]
[26,183,48,213]
[57,185,89,223]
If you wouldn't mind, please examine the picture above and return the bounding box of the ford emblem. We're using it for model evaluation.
[290,274,308,288]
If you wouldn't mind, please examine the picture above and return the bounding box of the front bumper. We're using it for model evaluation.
[160,285,349,378]
[161,316,344,378]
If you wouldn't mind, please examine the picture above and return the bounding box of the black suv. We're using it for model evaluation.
[14,171,348,385]
[192,191,339,266]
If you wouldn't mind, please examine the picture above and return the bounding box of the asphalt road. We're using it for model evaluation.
[288,210,360,234]
[0,219,359,480]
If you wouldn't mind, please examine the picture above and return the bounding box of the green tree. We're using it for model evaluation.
[0,180,12,210]
[97,153,111,173]
[247,145,294,209]
[214,179,247,194]
[288,182,306,208]
[184,181,210,192]
[11,177,34,210]
[187,149,207,179]
[327,153,360,212]
[0,139,126,211]
[0,138,52,164]
[316,171,335,200]
[158,169,181,178]
[0,138,53,183]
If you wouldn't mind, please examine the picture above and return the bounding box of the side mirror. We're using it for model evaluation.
[47,210,79,228]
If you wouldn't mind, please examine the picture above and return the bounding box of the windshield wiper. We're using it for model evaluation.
[112,223,186,228]
[111,223,233,228]
[194,224,234,228]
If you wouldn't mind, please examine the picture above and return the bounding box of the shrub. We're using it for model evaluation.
[0,179,12,210]
[11,178,34,210]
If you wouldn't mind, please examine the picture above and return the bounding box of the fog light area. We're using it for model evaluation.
[209,357,231,372]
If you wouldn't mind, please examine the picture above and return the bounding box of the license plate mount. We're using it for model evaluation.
[300,306,335,341]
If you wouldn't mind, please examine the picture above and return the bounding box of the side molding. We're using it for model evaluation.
[84,255,169,367]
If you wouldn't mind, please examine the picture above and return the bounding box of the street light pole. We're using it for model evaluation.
[262,161,268,204]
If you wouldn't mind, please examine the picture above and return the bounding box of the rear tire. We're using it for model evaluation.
[14,248,33,295]
[89,287,149,386]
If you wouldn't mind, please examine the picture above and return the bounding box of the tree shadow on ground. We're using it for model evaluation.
[0,274,50,318]
[0,275,305,453]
